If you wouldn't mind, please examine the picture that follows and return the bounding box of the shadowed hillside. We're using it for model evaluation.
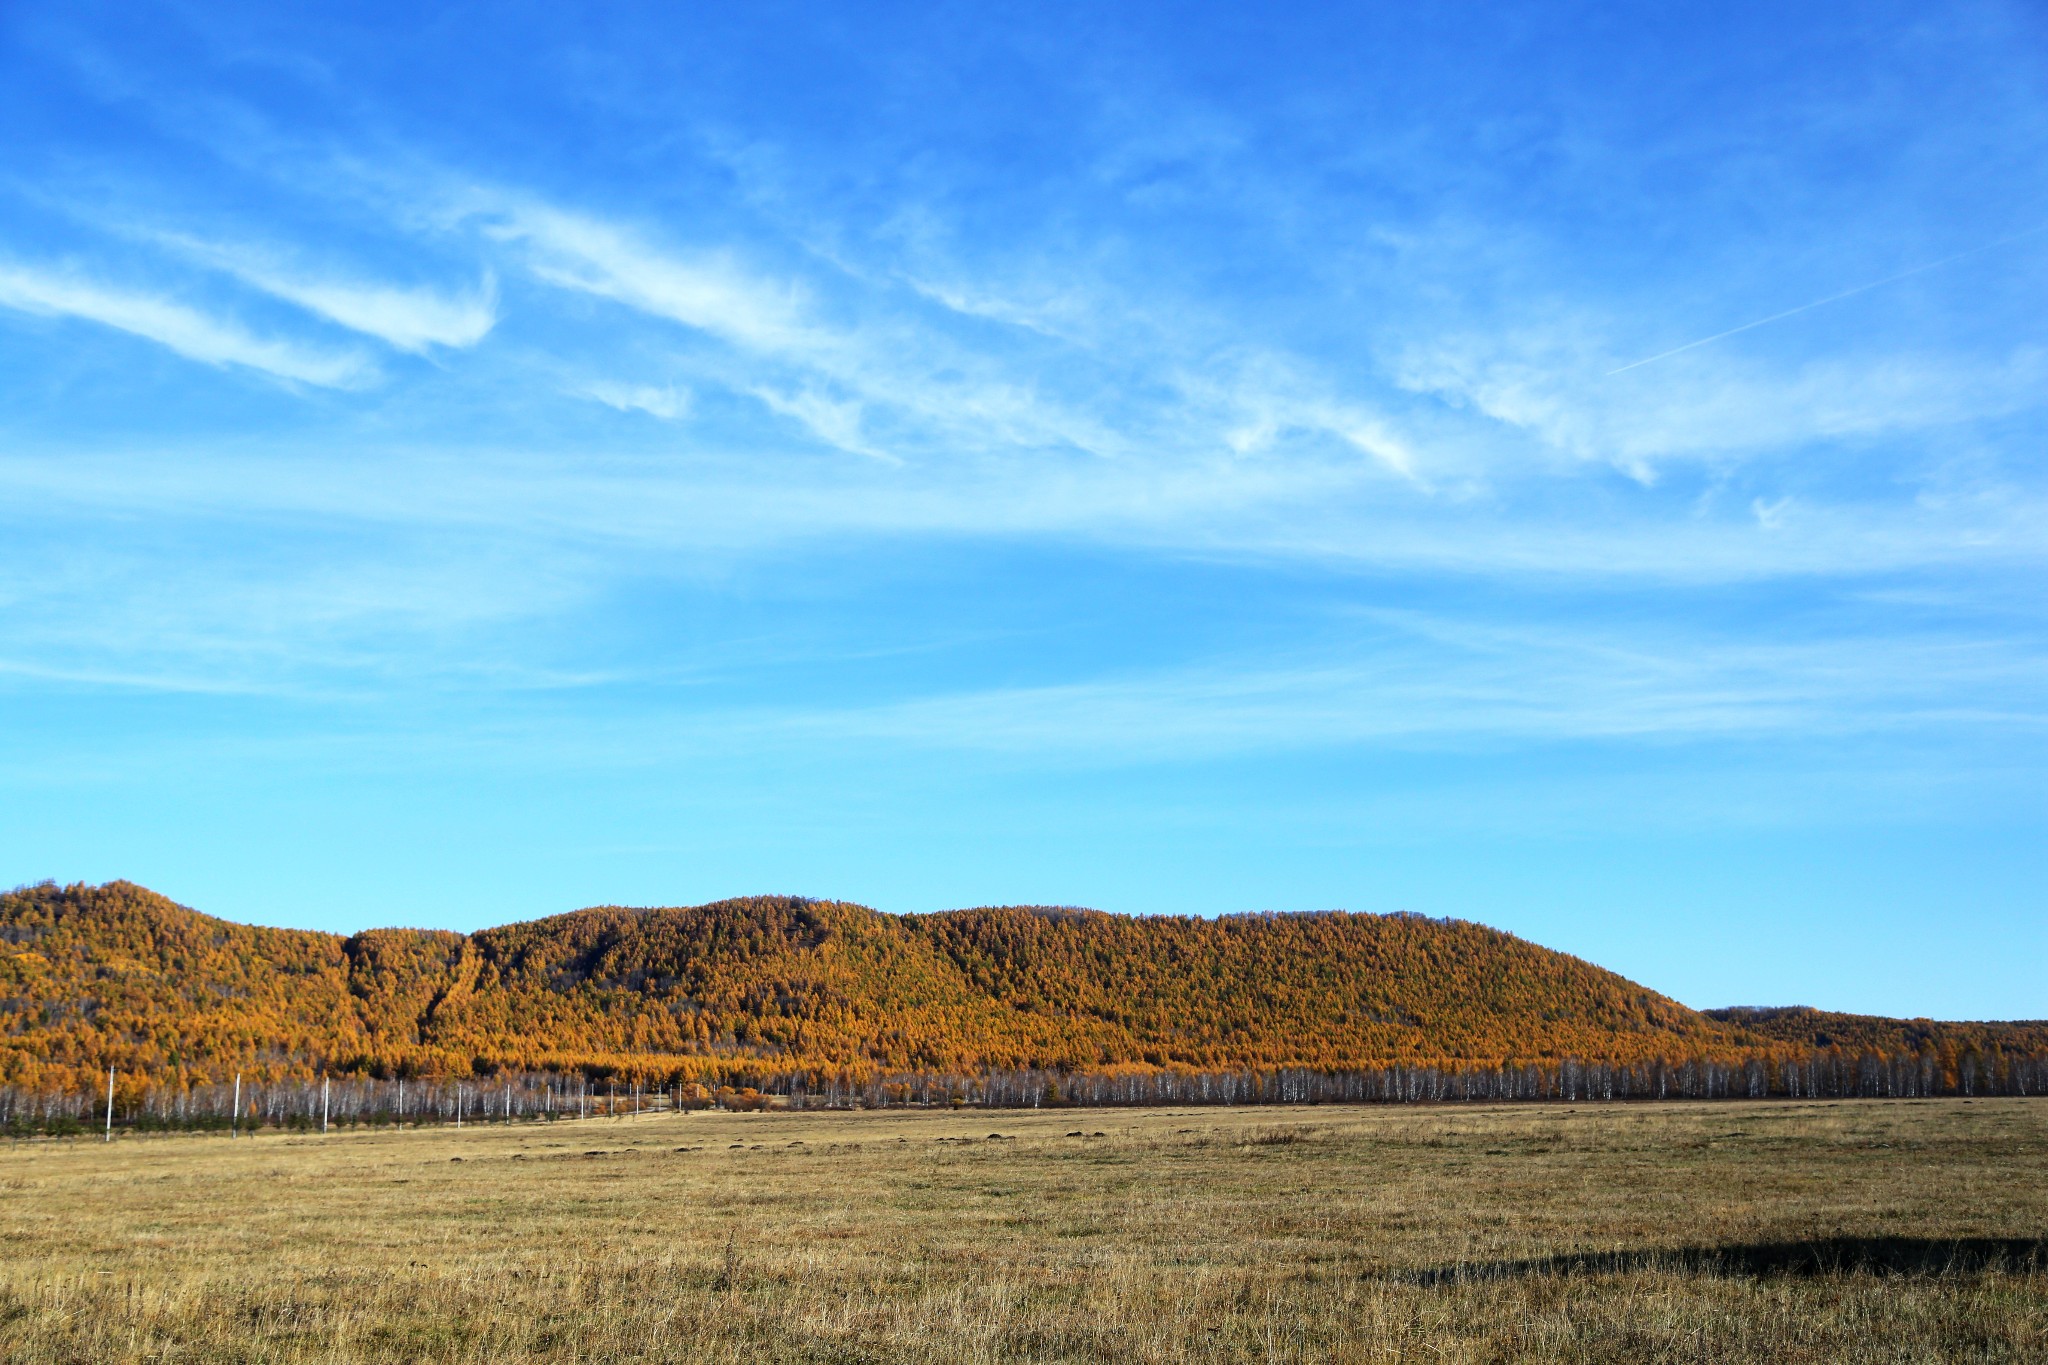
[3,881,2042,1100]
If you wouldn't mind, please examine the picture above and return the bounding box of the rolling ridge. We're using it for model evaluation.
[3,880,2041,1095]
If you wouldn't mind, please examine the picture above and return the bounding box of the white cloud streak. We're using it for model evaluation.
[1605,222,2048,376]
[465,194,1145,463]
[7,470,2040,758]
[759,626,2048,762]
[74,217,500,351]
[1394,321,2048,481]
[579,380,691,420]
[482,202,808,351]
[5,446,2046,581]
[224,263,497,352]
[0,263,370,387]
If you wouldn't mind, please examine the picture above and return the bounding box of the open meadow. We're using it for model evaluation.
[0,1098,2042,1363]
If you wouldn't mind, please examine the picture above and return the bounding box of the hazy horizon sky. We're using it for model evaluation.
[3,2,2044,1018]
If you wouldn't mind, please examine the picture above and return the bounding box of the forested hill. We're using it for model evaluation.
[3,881,2041,1094]
[1703,1006,2048,1059]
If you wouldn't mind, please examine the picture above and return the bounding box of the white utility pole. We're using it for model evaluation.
[104,1066,115,1142]
[232,1073,241,1139]
[321,1075,330,1133]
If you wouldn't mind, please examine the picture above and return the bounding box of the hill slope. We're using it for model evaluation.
[2,881,2040,1094]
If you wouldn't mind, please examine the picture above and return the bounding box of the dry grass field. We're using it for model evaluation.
[0,1098,2041,1363]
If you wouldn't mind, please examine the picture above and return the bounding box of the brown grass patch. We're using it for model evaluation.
[0,1099,2042,1361]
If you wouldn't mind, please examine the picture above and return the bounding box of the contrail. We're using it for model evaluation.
[1606,222,2048,376]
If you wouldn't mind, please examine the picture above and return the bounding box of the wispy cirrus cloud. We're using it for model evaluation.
[1392,319,2048,480]
[0,261,371,387]
[766,622,2048,763]
[480,200,809,351]
[460,191,1142,462]
[25,184,502,352]
[6,444,2046,583]
[115,224,499,351]
[578,380,691,421]
[198,253,498,353]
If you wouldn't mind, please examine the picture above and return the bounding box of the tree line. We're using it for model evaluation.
[7,1043,2041,1138]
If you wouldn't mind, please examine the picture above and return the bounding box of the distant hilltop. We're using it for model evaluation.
[2,881,2042,1101]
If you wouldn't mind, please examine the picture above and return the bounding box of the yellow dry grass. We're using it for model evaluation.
[0,1098,2042,1362]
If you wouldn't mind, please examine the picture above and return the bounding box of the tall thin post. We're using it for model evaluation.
[456,1084,462,1129]
[104,1066,115,1142]
[232,1073,241,1139]
[321,1075,330,1133]
[398,1078,405,1125]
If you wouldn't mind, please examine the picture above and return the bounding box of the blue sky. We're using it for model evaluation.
[2,1,2044,1018]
